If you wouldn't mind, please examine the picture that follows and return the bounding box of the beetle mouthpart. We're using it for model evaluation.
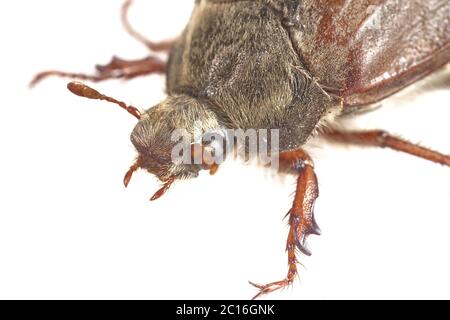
[123,161,141,188]
[150,176,176,201]
[67,81,142,120]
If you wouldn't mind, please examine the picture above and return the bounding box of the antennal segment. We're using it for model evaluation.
[67,81,142,119]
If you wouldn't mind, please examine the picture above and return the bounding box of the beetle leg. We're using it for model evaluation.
[121,0,174,52]
[30,55,166,88]
[250,149,320,299]
[322,129,450,167]
[94,56,166,76]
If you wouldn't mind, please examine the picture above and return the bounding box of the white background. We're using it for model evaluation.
[0,0,449,300]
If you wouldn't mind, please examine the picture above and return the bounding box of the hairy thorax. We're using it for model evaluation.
[166,0,338,151]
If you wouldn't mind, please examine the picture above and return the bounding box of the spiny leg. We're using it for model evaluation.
[30,55,166,88]
[322,129,450,167]
[121,0,175,52]
[31,2,169,87]
[30,1,173,87]
[250,149,320,299]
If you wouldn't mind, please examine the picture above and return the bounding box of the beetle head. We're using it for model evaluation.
[129,94,222,184]
[65,82,223,200]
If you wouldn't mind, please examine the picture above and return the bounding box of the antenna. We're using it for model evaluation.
[67,81,142,120]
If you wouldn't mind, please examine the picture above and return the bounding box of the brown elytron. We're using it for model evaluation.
[32,0,450,299]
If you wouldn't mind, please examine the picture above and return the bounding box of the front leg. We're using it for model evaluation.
[30,0,173,87]
[250,149,320,299]
[30,55,166,88]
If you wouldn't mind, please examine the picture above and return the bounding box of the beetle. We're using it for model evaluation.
[32,0,450,299]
